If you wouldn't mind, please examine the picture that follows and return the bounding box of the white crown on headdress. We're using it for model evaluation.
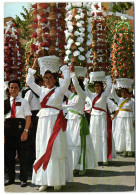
[116,78,133,90]
[89,71,106,83]
[74,66,87,78]
[37,55,60,76]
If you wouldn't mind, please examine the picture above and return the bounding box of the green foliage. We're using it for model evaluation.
[111,2,133,13]
[13,5,33,40]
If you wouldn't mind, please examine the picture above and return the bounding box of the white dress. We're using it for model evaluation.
[26,66,73,186]
[63,72,97,171]
[107,98,118,159]
[111,85,135,152]
[84,76,112,163]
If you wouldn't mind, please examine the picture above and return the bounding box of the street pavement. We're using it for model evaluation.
[4,153,135,192]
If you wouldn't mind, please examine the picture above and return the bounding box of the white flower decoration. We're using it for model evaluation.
[86,40,92,46]
[73,50,80,57]
[77,37,84,43]
[68,38,74,45]
[74,31,80,36]
[75,42,81,46]
[85,51,91,58]
[87,58,91,63]
[77,22,82,28]
[75,15,81,20]
[78,55,85,61]
[67,25,73,32]
[66,50,71,55]
[81,12,85,18]
[78,47,84,52]
[68,15,72,21]
[80,32,85,37]
[64,56,69,62]
[79,27,85,32]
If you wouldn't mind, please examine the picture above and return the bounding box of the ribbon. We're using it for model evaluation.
[69,109,89,171]
[92,93,112,159]
[33,88,67,173]
[119,98,131,111]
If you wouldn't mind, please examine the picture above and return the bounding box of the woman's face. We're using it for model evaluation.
[94,83,102,94]
[70,83,76,93]
[44,73,56,89]
[121,89,128,98]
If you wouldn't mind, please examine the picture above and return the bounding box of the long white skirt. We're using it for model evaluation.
[32,115,73,186]
[114,117,135,152]
[90,113,108,163]
[66,118,97,170]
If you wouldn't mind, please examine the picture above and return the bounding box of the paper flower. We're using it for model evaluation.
[78,55,85,61]
[73,50,80,56]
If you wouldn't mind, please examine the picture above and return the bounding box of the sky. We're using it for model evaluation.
[4,2,32,19]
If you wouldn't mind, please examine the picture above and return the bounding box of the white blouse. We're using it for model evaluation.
[111,85,134,118]
[5,95,32,119]
[26,66,70,117]
[63,72,86,119]
[24,89,41,111]
[84,76,112,115]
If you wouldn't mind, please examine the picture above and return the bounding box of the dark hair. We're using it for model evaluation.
[70,78,85,91]
[94,81,104,93]
[35,76,43,84]
[6,88,9,93]
[44,70,59,87]
[8,78,20,88]
[121,88,129,93]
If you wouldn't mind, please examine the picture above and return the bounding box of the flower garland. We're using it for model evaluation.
[111,21,134,79]
[23,39,34,84]
[31,3,50,58]
[88,4,109,74]
[57,3,67,65]
[4,21,23,81]
[64,2,93,67]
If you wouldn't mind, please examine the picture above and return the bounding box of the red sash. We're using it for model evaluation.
[33,88,67,173]
[92,93,112,159]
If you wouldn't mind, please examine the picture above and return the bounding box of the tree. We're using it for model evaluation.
[111,2,133,13]
[13,5,34,40]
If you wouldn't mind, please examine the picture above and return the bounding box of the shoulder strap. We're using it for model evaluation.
[92,93,101,108]
[119,99,131,110]
[41,88,55,108]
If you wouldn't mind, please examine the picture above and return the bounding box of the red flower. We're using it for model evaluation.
[33,10,38,16]
[31,32,37,38]
[39,18,48,23]
[40,42,45,47]
[96,12,102,16]
[12,23,15,27]
[40,3,48,9]
[94,4,99,9]
[32,3,37,9]
[33,18,38,23]
[89,45,92,49]
[45,42,50,47]
[32,23,38,29]
[103,7,106,11]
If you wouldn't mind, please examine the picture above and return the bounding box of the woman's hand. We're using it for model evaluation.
[87,69,91,79]
[69,64,75,74]
[32,58,38,70]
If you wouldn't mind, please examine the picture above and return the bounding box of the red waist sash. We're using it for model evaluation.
[33,88,67,173]
[92,94,112,159]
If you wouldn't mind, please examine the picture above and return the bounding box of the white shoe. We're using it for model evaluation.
[54,185,62,191]
[38,185,48,192]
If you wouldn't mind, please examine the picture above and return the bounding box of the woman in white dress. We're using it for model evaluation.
[63,65,97,175]
[26,59,73,192]
[111,84,135,157]
[84,74,112,165]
